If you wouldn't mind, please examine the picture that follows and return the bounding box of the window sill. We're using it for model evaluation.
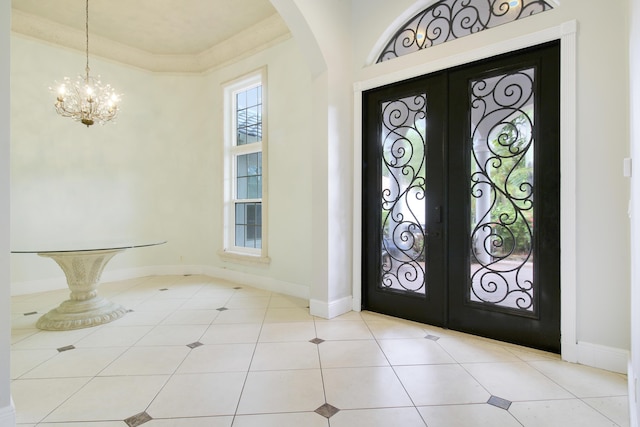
[218,249,271,266]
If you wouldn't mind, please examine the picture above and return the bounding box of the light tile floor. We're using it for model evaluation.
[10,275,630,427]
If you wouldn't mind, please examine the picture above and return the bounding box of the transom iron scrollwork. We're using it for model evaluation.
[469,67,536,312]
[377,0,553,63]
[380,95,427,294]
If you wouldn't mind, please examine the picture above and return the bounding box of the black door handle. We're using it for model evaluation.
[435,205,442,223]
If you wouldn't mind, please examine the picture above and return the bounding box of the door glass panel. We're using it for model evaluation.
[469,68,535,313]
[380,94,427,295]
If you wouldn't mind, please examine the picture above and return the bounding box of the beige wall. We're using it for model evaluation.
[628,0,639,423]
[10,35,314,292]
[1,2,14,426]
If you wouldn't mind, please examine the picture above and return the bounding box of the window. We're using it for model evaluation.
[222,69,269,262]
[377,0,553,63]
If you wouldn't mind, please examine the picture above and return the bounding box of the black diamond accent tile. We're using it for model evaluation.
[187,341,203,349]
[23,311,37,316]
[233,286,243,290]
[488,395,512,410]
[425,334,440,341]
[216,307,229,311]
[159,288,169,291]
[315,403,340,418]
[124,411,153,427]
[309,338,325,345]
[57,345,75,352]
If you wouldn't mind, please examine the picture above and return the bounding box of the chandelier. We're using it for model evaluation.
[51,0,121,127]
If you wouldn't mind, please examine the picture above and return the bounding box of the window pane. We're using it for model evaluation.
[247,203,256,224]
[235,202,262,249]
[246,177,258,199]
[247,225,256,243]
[247,153,258,174]
[235,203,245,224]
[237,155,248,176]
[255,226,262,249]
[469,68,535,313]
[379,94,427,295]
[237,108,246,128]
[237,177,248,199]
[236,92,247,110]
[236,153,262,199]
[237,129,247,145]
[247,87,259,108]
[247,106,260,125]
[235,225,245,247]
[234,85,262,146]
[246,125,259,144]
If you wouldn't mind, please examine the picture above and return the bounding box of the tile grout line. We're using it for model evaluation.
[360,313,430,427]
[442,347,531,426]
[228,288,273,426]
[109,276,197,425]
[127,277,236,425]
[94,278,203,382]
[312,316,334,426]
[522,358,629,426]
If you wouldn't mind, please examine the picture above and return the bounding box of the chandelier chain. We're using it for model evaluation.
[85,0,89,79]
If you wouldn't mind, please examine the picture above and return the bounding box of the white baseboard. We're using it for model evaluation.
[11,276,66,295]
[101,266,171,283]
[10,267,163,296]
[0,400,15,427]
[11,264,311,302]
[352,293,362,312]
[10,267,160,296]
[629,359,638,427]
[576,341,629,374]
[309,295,353,319]
[200,265,310,300]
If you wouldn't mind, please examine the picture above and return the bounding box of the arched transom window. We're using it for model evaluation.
[377,0,553,63]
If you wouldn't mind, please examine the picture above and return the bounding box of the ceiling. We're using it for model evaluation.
[11,0,291,73]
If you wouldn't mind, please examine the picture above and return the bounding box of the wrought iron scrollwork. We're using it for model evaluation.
[469,67,535,312]
[377,0,553,63]
[380,95,427,294]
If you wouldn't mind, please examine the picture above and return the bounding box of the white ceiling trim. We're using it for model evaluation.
[11,10,291,73]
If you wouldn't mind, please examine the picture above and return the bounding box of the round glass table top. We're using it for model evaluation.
[11,239,167,254]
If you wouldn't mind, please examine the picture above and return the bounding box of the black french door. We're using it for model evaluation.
[362,41,560,352]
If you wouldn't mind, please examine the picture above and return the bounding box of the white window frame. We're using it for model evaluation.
[220,68,269,263]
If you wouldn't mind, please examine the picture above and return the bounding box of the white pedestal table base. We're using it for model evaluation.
[36,249,128,331]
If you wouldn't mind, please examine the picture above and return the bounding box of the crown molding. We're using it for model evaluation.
[11,10,291,73]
